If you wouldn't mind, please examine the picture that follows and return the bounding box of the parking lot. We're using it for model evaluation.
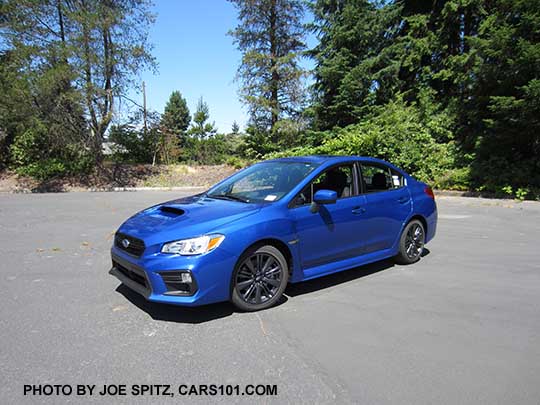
[1,191,539,404]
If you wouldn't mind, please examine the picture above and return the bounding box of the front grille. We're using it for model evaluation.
[115,232,145,257]
[114,261,148,288]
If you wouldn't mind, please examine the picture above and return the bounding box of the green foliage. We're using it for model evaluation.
[466,0,540,194]
[181,133,246,165]
[10,121,93,180]
[108,124,159,164]
[108,108,247,167]
[515,188,530,201]
[269,98,457,186]
[1,0,156,163]
[434,167,471,192]
[188,97,217,139]
[229,0,306,131]
[161,91,191,145]
[158,133,182,165]
[3,0,539,199]
[231,121,240,135]
[309,0,399,129]
[225,156,246,169]
[305,0,540,198]
[9,123,48,168]
[242,126,280,159]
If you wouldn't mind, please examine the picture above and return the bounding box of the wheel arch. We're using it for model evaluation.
[240,238,294,276]
[229,237,294,302]
[409,214,428,235]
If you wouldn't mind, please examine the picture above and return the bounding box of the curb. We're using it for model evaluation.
[434,189,486,198]
[110,186,206,192]
[0,186,207,194]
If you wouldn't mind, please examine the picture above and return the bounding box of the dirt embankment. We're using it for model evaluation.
[0,164,238,193]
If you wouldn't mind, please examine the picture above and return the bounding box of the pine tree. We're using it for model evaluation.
[229,0,306,135]
[161,91,191,145]
[0,0,156,163]
[467,0,540,189]
[231,121,240,134]
[189,97,217,139]
[309,0,401,130]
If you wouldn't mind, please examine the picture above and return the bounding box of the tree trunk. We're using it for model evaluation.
[269,0,279,135]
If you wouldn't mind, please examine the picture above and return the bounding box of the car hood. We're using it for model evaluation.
[117,194,261,246]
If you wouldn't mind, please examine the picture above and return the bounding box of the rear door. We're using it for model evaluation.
[358,162,412,254]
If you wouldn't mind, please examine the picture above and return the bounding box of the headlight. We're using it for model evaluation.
[161,235,225,255]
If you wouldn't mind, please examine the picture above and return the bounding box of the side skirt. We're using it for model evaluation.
[294,248,397,283]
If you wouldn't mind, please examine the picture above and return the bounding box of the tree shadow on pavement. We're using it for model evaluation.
[115,284,234,324]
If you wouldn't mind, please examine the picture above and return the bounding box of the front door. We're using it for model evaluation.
[290,163,366,272]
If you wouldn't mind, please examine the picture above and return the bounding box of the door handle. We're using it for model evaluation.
[397,196,410,204]
[352,206,366,215]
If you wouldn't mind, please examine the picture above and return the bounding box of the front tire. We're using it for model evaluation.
[231,245,289,311]
[395,219,425,264]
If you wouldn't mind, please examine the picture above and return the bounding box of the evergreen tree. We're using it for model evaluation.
[189,97,217,139]
[308,0,540,193]
[231,121,240,134]
[467,0,540,189]
[161,91,191,145]
[309,0,402,130]
[1,0,156,163]
[229,0,306,135]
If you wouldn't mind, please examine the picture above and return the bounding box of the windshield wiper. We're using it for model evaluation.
[208,194,249,203]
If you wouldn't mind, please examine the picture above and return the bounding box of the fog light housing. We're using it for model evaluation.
[158,271,197,296]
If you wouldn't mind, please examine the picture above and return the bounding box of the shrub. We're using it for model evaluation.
[10,121,93,180]
[225,156,246,169]
[15,159,67,180]
[108,125,159,163]
[269,98,456,186]
[10,124,48,167]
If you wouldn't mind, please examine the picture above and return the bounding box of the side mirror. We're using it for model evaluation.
[310,189,337,213]
[314,189,337,204]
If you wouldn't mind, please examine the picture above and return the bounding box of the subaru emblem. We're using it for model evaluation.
[121,239,130,248]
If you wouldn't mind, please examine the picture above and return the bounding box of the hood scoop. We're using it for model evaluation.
[159,205,186,216]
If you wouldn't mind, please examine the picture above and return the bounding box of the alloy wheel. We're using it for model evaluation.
[235,252,283,305]
[405,223,424,260]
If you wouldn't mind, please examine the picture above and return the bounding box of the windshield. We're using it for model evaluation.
[207,161,317,203]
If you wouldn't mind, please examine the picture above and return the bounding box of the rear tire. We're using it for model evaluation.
[395,219,425,265]
[231,245,289,312]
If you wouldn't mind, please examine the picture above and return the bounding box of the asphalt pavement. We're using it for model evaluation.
[1,191,539,404]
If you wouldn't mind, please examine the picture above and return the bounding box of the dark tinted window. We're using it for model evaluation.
[360,163,404,193]
[292,164,356,206]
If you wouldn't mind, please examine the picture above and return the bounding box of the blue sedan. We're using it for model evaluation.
[110,156,437,311]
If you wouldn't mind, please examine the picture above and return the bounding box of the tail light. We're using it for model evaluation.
[424,186,435,199]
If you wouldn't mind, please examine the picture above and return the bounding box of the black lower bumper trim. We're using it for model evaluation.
[110,253,151,298]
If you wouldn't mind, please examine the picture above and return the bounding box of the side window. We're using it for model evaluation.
[360,163,403,193]
[292,164,356,206]
[390,169,405,188]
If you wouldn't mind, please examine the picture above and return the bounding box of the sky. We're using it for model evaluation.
[129,0,315,133]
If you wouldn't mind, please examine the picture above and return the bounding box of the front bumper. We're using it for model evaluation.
[109,245,238,306]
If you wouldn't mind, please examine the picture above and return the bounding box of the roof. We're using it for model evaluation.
[266,155,386,164]
[266,155,349,164]
[264,155,406,174]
